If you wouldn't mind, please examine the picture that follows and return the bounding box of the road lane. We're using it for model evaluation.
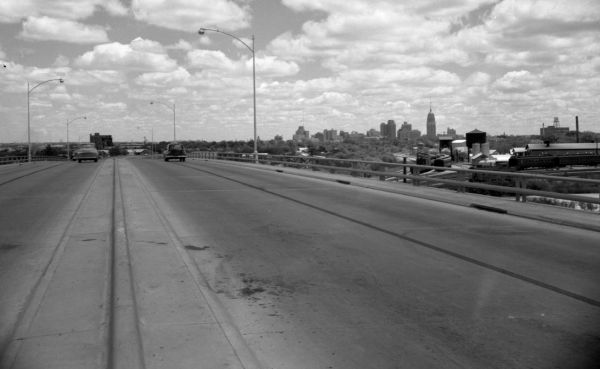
[128,158,600,369]
[0,161,104,356]
[160,159,600,303]
[2,159,260,369]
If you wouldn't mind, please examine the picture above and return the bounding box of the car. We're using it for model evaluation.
[73,143,99,163]
[163,142,186,162]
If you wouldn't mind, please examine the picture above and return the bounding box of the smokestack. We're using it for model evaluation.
[575,116,579,143]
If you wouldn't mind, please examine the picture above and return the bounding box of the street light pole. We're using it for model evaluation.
[27,78,64,162]
[150,101,176,141]
[198,27,258,163]
[66,116,86,160]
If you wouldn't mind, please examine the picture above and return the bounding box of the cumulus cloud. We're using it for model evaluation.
[98,101,127,111]
[271,1,465,71]
[0,0,127,23]
[340,67,461,88]
[131,0,251,32]
[187,48,299,81]
[75,38,178,72]
[135,67,191,87]
[256,56,299,77]
[492,70,542,93]
[167,39,194,51]
[20,16,109,44]
[464,71,491,86]
[305,91,357,106]
[187,49,238,72]
[63,69,127,86]
[1,0,599,141]
[53,55,70,67]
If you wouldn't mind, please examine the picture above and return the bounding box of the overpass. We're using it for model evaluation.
[0,157,598,369]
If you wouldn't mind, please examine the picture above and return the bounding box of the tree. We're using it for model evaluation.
[109,146,127,156]
[40,144,58,156]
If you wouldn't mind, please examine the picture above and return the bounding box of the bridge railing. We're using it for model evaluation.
[0,156,67,165]
[187,152,600,207]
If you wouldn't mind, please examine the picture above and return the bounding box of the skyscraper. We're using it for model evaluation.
[293,126,310,142]
[380,120,397,140]
[426,104,436,139]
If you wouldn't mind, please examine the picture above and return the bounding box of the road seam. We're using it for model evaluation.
[123,159,263,369]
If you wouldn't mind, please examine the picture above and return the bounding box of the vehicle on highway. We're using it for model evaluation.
[73,143,99,163]
[163,142,186,162]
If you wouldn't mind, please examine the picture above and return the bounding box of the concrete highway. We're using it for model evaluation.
[0,157,598,369]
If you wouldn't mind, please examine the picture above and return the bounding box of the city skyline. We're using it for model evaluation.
[1,0,599,143]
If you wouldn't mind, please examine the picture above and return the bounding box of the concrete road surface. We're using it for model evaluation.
[0,158,598,369]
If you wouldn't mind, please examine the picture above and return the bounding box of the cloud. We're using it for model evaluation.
[187,49,238,72]
[131,0,251,32]
[25,66,69,83]
[130,37,165,53]
[20,16,109,44]
[135,67,191,87]
[449,1,501,34]
[167,39,194,51]
[492,70,541,93]
[187,48,299,84]
[53,55,70,67]
[64,69,127,86]
[75,38,178,72]
[304,91,357,106]
[0,0,127,23]
[464,71,491,86]
[270,1,463,71]
[340,67,461,88]
[256,56,299,77]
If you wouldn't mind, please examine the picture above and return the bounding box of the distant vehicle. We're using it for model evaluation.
[73,143,99,163]
[163,142,186,162]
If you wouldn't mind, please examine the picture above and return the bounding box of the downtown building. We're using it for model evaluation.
[293,126,310,143]
[380,120,397,141]
[397,122,421,147]
[90,133,113,149]
[426,107,436,139]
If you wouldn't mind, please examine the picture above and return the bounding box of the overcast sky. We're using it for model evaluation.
[1,0,599,143]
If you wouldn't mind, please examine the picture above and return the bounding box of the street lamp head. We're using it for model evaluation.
[59,78,64,83]
[150,101,154,105]
[198,28,206,35]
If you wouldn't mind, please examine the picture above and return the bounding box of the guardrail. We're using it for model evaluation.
[0,156,67,165]
[188,152,600,207]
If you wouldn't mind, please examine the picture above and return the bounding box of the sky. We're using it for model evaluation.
[0,0,599,144]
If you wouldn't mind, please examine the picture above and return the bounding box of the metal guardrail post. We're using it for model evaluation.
[515,178,528,202]
[412,166,420,186]
[456,171,464,193]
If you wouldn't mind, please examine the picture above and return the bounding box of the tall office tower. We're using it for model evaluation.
[380,120,397,140]
[387,120,397,140]
[293,126,310,142]
[426,104,436,139]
